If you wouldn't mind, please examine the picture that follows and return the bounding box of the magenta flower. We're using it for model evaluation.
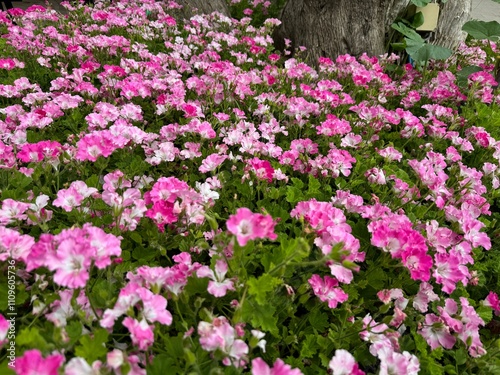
[484,291,500,316]
[309,274,348,308]
[15,349,64,375]
[247,157,274,183]
[0,314,8,347]
[251,358,303,375]
[226,207,277,246]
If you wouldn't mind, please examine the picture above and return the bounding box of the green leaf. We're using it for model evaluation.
[462,20,500,40]
[247,274,282,305]
[286,186,303,204]
[66,321,83,345]
[406,37,453,62]
[16,327,49,350]
[75,328,109,363]
[147,354,182,375]
[411,11,425,29]
[308,310,330,331]
[300,334,319,358]
[476,305,493,324]
[242,301,279,336]
[392,22,422,39]
[129,232,142,244]
[456,65,483,87]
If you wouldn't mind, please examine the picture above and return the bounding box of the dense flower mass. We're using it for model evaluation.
[0,0,499,374]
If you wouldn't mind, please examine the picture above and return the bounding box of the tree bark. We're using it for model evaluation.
[275,0,392,62]
[433,0,471,50]
[274,0,470,64]
[174,0,230,19]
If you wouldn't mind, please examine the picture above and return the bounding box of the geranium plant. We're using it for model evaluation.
[0,1,500,374]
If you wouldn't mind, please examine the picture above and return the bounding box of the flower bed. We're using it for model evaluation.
[0,1,500,374]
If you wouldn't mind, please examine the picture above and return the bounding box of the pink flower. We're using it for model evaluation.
[247,157,274,183]
[329,349,365,375]
[198,317,248,367]
[122,317,155,350]
[199,154,228,173]
[308,274,348,308]
[420,314,456,350]
[0,227,35,262]
[413,282,439,313]
[377,347,420,375]
[251,358,303,375]
[15,349,64,375]
[226,208,277,246]
[484,291,500,315]
[197,260,235,297]
[365,168,386,185]
[377,147,402,162]
[0,314,9,347]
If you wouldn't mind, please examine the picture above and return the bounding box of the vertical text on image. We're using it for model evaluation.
[7,259,16,369]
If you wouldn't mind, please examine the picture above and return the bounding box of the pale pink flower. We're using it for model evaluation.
[197,260,235,297]
[413,282,439,313]
[420,314,456,350]
[64,357,102,375]
[199,154,228,173]
[329,349,365,375]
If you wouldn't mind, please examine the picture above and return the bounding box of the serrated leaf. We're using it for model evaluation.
[66,321,83,345]
[477,305,493,324]
[462,20,500,40]
[242,301,279,336]
[75,329,109,363]
[308,310,329,331]
[16,327,48,349]
[286,186,303,204]
[300,334,319,358]
[247,274,282,305]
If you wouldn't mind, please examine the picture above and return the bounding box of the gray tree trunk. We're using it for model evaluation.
[433,0,471,50]
[174,0,230,19]
[274,0,470,64]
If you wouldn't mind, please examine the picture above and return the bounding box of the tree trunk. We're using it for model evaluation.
[174,0,230,19]
[274,0,470,64]
[433,0,471,50]
[275,0,392,62]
